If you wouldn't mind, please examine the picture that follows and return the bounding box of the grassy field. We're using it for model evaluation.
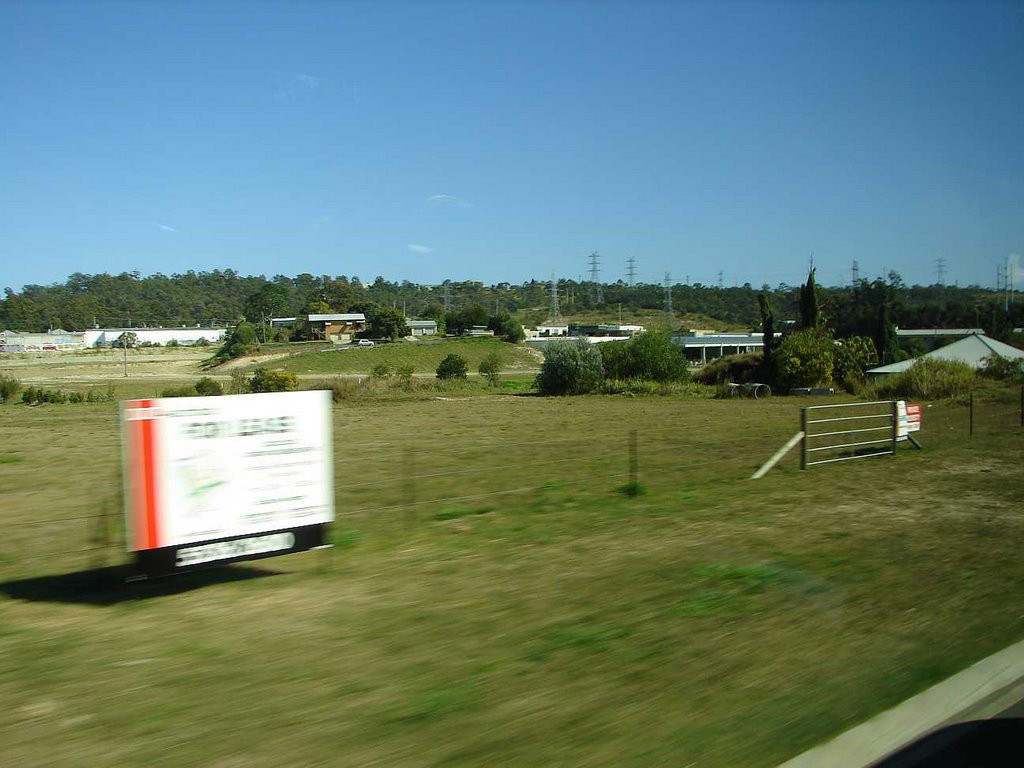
[270,337,541,377]
[1,380,1023,767]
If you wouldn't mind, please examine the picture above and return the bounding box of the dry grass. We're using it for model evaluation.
[1,385,1022,767]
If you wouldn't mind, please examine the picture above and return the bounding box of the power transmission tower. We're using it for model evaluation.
[626,256,636,287]
[588,251,603,303]
[717,270,724,289]
[663,272,673,316]
[936,257,946,286]
[547,273,561,322]
[852,260,860,285]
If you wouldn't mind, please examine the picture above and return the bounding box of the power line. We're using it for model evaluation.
[547,272,560,322]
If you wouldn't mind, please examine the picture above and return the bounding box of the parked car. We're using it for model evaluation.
[353,339,375,347]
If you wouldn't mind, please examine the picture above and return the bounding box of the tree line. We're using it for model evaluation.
[2,269,1020,341]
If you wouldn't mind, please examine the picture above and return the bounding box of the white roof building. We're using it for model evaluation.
[868,333,1024,375]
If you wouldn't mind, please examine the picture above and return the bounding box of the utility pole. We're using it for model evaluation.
[663,272,673,316]
[852,260,860,286]
[588,252,603,304]
[626,256,636,288]
[936,257,946,286]
[717,270,724,289]
[442,281,451,312]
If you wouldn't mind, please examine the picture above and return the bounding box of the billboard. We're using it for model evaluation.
[120,390,334,577]
[897,401,922,440]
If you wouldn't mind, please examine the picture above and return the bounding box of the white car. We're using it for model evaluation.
[353,339,375,347]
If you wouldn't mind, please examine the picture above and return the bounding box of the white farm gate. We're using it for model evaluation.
[800,401,899,469]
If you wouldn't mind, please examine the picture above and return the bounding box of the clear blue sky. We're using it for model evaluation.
[2,0,1021,292]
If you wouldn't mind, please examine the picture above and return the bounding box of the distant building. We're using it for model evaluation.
[670,332,767,364]
[0,329,86,352]
[83,327,226,347]
[464,325,495,337]
[305,313,367,343]
[569,324,645,338]
[406,319,438,337]
[868,333,1024,375]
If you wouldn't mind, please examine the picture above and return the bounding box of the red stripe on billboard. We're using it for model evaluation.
[140,401,160,549]
[127,400,161,551]
[129,403,148,551]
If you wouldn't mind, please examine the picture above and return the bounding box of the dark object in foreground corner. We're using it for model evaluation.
[870,718,1024,767]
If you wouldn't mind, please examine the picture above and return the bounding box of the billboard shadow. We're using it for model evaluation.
[0,563,282,606]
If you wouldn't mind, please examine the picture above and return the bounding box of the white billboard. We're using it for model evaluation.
[120,390,334,576]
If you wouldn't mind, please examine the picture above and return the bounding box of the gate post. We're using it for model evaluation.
[800,408,808,470]
[891,400,899,456]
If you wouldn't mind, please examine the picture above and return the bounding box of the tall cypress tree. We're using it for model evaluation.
[799,268,820,329]
[757,292,775,364]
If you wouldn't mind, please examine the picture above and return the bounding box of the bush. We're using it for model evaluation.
[691,353,765,386]
[68,391,85,403]
[774,330,835,391]
[229,369,249,395]
[307,377,361,403]
[478,352,502,386]
[599,331,689,383]
[535,339,604,395]
[980,353,1024,381]
[395,364,415,391]
[370,362,392,380]
[436,354,468,380]
[194,376,224,396]
[0,375,22,404]
[160,384,198,398]
[194,337,210,347]
[833,336,878,383]
[249,368,300,393]
[215,322,260,362]
[872,358,976,400]
[166,339,179,348]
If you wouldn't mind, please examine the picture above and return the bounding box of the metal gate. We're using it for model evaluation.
[800,400,898,469]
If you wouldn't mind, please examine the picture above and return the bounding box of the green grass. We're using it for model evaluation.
[272,337,540,376]
[1,387,1023,766]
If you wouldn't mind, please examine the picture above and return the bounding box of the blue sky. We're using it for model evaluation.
[2,0,1021,292]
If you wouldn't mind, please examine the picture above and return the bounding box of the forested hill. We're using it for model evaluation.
[1,270,1019,340]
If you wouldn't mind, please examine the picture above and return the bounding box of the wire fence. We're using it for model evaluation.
[2,387,1022,577]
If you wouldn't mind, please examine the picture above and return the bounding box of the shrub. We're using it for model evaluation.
[535,339,604,395]
[229,369,249,395]
[68,391,84,403]
[774,330,835,390]
[872,358,975,400]
[21,386,38,404]
[833,336,878,383]
[599,331,689,383]
[160,384,198,398]
[166,339,179,348]
[478,352,502,386]
[0,375,22,404]
[307,377,361,403]
[194,376,224,396]
[979,353,1024,381]
[395,364,415,391]
[436,354,468,380]
[215,322,259,362]
[249,368,300,393]
[371,362,392,380]
[692,353,764,386]
[194,337,210,347]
